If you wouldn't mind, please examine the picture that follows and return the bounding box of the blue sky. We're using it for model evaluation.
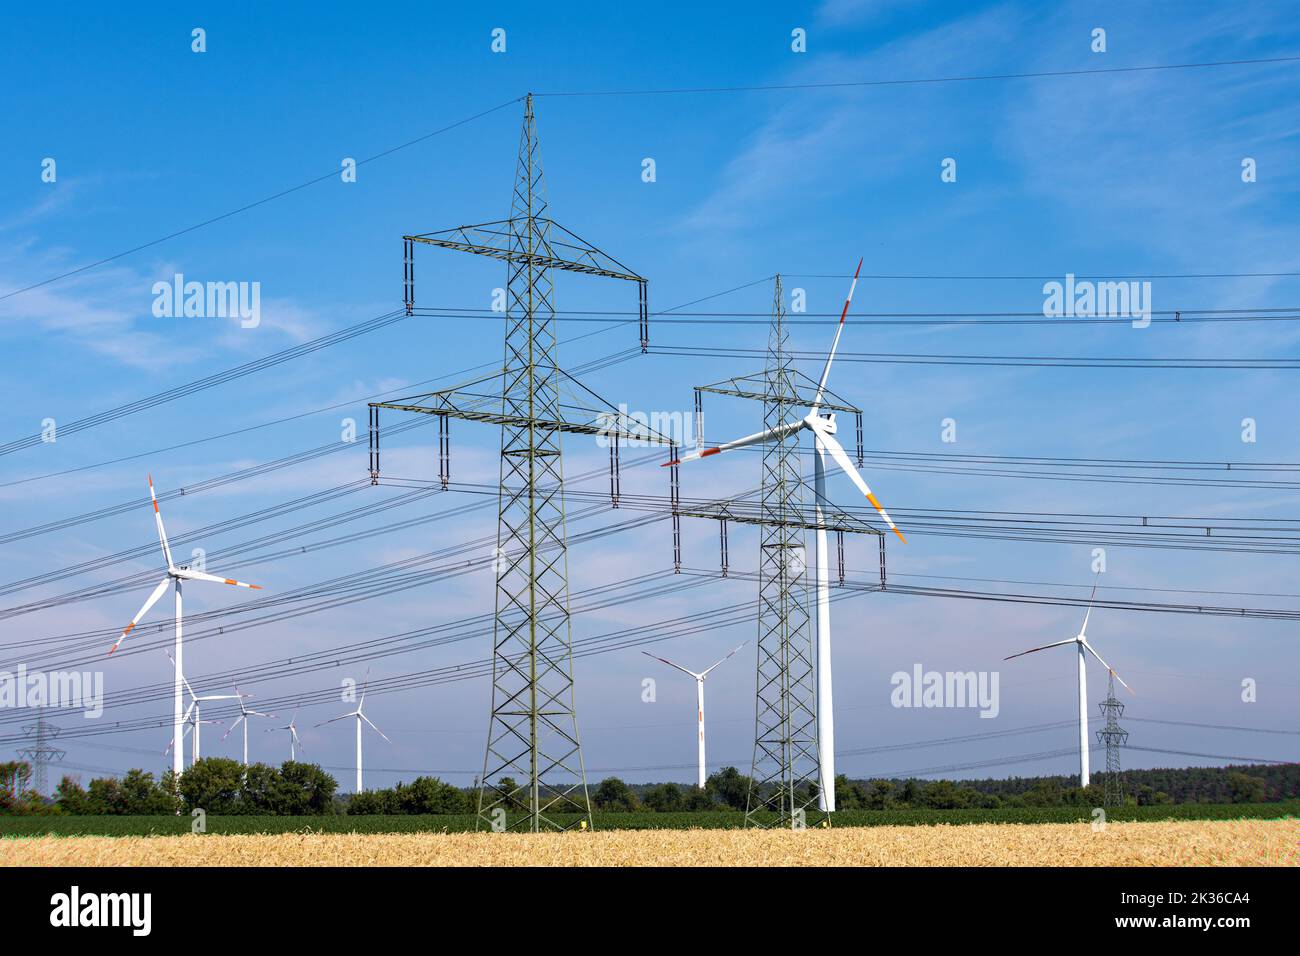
[2,0,1298,791]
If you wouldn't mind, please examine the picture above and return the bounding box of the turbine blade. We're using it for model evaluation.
[700,641,747,676]
[810,422,906,543]
[163,648,200,702]
[640,650,699,679]
[1082,641,1132,691]
[314,713,353,728]
[109,577,170,653]
[1079,575,1100,637]
[662,420,804,466]
[221,715,245,741]
[358,668,372,709]
[148,475,175,570]
[361,713,391,743]
[165,723,194,756]
[175,567,262,590]
[812,258,863,410]
[1003,638,1077,661]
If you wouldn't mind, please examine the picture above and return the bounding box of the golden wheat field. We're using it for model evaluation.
[2,820,1296,866]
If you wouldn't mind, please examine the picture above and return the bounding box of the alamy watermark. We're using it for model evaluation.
[1042,273,1151,329]
[890,664,1000,718]
[595,404,693,448]
[50,886,151,936]
[0,665,103,718]
[152,273,261,328]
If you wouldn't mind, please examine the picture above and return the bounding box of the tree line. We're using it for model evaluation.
[2,758,336,816]
[2,758,1293,816]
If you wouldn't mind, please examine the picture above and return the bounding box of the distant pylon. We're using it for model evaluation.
[1096,669,1129,806]
[17,708,65,797]
[745,274,824,828]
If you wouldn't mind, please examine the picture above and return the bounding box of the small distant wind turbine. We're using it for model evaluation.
[666,260,905,810]
[268,710,304,761]
[1003,577,1132,788]
[112,476,262,777]
[642,642,746,789]
[163,699,225,765]
[315,671,390,792]
[166,650,240,766]
[220,684,276,766]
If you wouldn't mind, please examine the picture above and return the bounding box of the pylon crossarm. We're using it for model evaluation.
[405,217,644,282]
[697,369,861,417]
[677,500,882,536]
[371,375,676,445]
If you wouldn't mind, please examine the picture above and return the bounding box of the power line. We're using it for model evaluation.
[0,97,523,305]
[1125,745,1298,765]
[0,277,771,484]
[414,305,1300,329]
[0,308,410,458]
[788,270,1300,282]
[685,568,1300,620]
[890,571,1300,603]
[1125,717,1300,736]
[0,347,640,547]
[532,54,1300,97]
[656,345,1300,370]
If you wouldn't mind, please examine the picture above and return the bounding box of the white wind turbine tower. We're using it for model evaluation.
[111,476,262,776]
[268,710,304,761]
[642,642,746,788]
[220,684,276,766]
[165,650,241,766]
[668,260,906,811]
[1003,578,1132,787]
[315,672,390,792]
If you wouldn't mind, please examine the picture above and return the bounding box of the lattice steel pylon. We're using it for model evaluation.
[746,275,824,828]
[17,708,64,797]
[372,95,668,832]
[685,275,880,826]
[1096,669,1129,807]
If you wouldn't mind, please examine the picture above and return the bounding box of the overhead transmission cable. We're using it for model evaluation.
[0,97,524,305]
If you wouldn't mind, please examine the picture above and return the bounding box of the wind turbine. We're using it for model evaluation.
[220,684,276,766]
[315,672,390,792]
[1003,578,1132,787]
[642,642,746,788]
[268,710,304,761]
[162,693,226,765]
[111,475,262,776]
[165,650,240,766]
[666,260,906,811]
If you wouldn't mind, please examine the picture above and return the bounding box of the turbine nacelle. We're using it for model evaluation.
[806,410,837,434]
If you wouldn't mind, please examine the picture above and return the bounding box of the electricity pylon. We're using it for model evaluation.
[1096,669,1129,807]
[748,275,821,827]
[685,276,882,827]
[17,708,65,797]
[370,95,671,832]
